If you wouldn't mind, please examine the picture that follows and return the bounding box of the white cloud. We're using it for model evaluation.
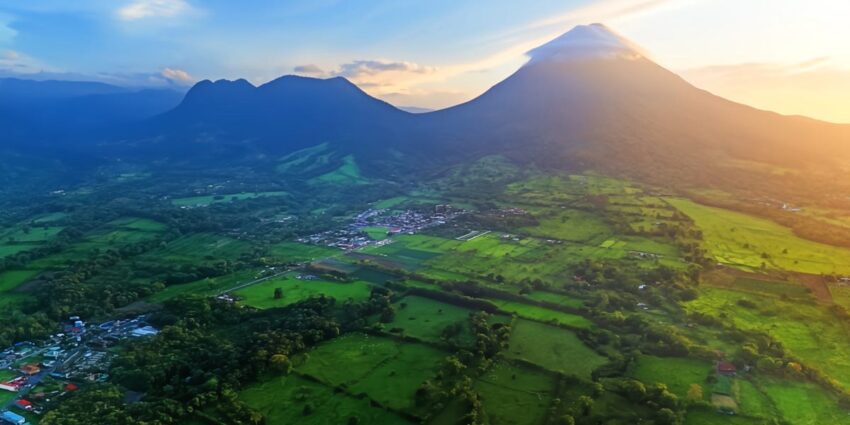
[2,49,19,60]
[117,0,193,21]
[161,67,194,84]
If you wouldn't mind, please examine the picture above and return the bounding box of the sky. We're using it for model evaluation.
[1,0,849,123]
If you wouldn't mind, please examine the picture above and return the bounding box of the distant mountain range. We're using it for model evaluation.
[3,24,850,203]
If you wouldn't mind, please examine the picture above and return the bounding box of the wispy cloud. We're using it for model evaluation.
[117,0,194,21]
[293,64,325,76]
[161,67,193,84]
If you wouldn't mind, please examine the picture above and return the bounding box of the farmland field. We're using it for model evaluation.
[668,198,850,274]
[234,274,374,309]
[630,355,712,399]
[475,362,556,425]
[297,334,446,411]
[491,299,594,329]
[505,319,607,378]
[387,296,475,345]
[240,374,411,425]
[685,288,850,389]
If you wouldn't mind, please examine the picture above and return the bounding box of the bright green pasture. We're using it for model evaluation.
[630,355,712,399]
[668,198,850,275]
[686,288,850,389]
[362,226,390,241]
[758,378,850,425]
[492,300,593,329]
[388,296,474,345]
[684,407,770,425]
[475,362,556,425]
[297,334,445,411]
[172,191,287,207]
[269,242,340,263]
[240,374,411,425]
[1,226,63,243]
[235,274,373,309]
[505,319,606,378]
[525,291,585,309]
[521,209,612,243]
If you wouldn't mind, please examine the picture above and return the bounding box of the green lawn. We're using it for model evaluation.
[758,378,850,425]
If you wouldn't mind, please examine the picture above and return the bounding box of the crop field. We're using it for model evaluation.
[0,223,65,259]
[686,288,850,389]
[629,355,712,399]
[668,198,850,275]
[297,334,446,412]
[235,274,374,309]
[269,242,341,263]
[757,378,850,425]
[240,374,411,425]
[171,191,287,207]
[505,319,607,378]
[520,209,612,243]
[387,296,475,345]
[140,233,251,264]
[474,362,557,425]
[492,300,593,329]
[525,291,585,309]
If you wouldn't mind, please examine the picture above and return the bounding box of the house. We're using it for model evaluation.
[64,383,78,392]
[716,361,737,376]
[0,377,27,392]
[13,400,32,411]
[0,410,26,425]
[20,364,40,376]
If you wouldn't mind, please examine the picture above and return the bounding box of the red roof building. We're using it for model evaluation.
[64,383,78,392]
[14,399,33,411]
[717,361,737,376]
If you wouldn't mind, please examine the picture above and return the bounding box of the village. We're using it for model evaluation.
[0,316,158,425]
[298,205,463,250]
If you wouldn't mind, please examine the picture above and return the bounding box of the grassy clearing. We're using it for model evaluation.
[684,406,769,425]
[630,355,712,399]
[141,234,251,264]
[505,319,607,378]
[0,269,40,293]
[310,155,368,185]
[148,269,262,302]
[172,191,287,207]
[685,288,850,389]
[521,209,612,243]
[363,226,390,241]
[475,362,556,425]
[240,374,411,425]
[668,198,850,275]
[525,291,585,309]
[492,300,593,329]
[297,334,446,411]
[235,274,374,309]
[387,296,474,345]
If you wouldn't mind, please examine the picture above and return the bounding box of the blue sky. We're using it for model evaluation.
[1,0,850,122]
